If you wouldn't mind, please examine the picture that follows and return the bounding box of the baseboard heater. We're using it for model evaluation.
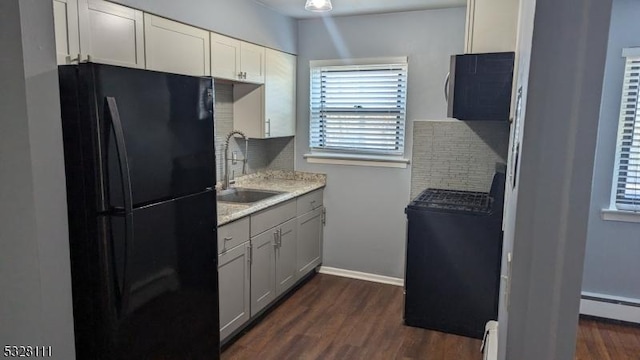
[580,292,640,324]
[481,321,498,360]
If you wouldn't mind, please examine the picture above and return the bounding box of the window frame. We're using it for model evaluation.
[306,57,410,167]
[607,47,640,220]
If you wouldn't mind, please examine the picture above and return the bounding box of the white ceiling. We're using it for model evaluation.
[254,0,466,19]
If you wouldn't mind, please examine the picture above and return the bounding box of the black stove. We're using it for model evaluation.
[410,189,493,214]
[403,170,505,339]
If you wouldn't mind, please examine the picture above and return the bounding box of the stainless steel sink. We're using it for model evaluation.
[216,188,284,204]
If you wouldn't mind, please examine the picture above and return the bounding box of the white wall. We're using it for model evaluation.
[499,0,613,359]
[0,0,75,358]
[295,8,466,278]
[112,0,298,54]
[583,0,640,303]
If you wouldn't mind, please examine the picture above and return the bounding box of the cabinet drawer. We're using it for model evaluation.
[251,200,296,236]
[218,217,250,254]
[296,189,324,216]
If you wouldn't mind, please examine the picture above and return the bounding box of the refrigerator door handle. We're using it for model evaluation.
[105,97,135,317]
[444,72,450,103]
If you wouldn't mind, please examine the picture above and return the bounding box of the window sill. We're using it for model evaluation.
[601,209,640,223]
[303,153,410,168]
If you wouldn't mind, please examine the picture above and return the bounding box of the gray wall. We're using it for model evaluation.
[497,0,537,355]
[0,0,75,358]
[499,0,612,358]
[295,8,466,278]
[112,0,297,54]
[411,120,509,199]
[213,83,294,182]
[583,0,640,302]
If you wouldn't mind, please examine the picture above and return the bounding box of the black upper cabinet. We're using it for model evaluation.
[448,52,515,121]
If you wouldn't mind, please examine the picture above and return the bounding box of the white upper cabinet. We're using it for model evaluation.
[53,0,144,67]
[240,42,265,84]
[211,33,265,84]
[465,0,519,53]
[53,0,80,65]
[265,48,296,138]
[144,14,210,76]
[77,0,145,68]
[210,33,241,81]
[233,49,296,139]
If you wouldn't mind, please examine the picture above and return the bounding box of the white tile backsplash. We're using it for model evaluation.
[410,120,509,199]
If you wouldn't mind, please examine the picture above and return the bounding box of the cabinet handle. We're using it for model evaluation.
[247,243,252,264]
[278,228,283,247]
[238,71,243,79]
[265,118,271,137]
[243,72,247,79]
[273,230,279,248]
[223,236,233,242]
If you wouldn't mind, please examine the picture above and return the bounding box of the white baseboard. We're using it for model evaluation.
[318,266,404,287]
[580,292,640,323]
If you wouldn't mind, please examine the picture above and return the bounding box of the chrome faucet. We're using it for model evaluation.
[223,130,248,189]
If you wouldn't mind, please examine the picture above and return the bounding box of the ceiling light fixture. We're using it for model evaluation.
[305,0,333,12]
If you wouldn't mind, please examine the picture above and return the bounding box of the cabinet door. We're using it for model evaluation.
[466,0,519,53]
[210,33,241,81]
[275,218,297,296]
[250,229,276,316]
[218,242,250,342]
[297,206,323,277]
[53,0,80,65]
[78,0,144,68]
[240,42,265,84]
[265,49,296,138]
[144,14,210,76]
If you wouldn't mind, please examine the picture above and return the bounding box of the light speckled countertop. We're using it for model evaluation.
[217,171,326,226]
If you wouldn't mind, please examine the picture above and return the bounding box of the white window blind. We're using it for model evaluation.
[309,61,408,156]
[613,50,640,211]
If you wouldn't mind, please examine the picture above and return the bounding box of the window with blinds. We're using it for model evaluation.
[309,60,408,156]
[613,49,640,211]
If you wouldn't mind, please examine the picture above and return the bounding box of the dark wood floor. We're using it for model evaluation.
[222,274,640,360]
[576,318,640,360]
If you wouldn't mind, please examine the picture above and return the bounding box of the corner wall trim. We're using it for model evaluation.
[318,266,404,287]
[580,293,640,324]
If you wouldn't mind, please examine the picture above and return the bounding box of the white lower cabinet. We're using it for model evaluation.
[275,218,297,296]
[249,227,277,317]
[218,241,250,341]
[296,189,324,278]
[296,206,323,277]
[219,191,324,342]
[249,199,296,316]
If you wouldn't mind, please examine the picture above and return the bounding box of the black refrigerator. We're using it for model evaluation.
[58,63,219,359]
